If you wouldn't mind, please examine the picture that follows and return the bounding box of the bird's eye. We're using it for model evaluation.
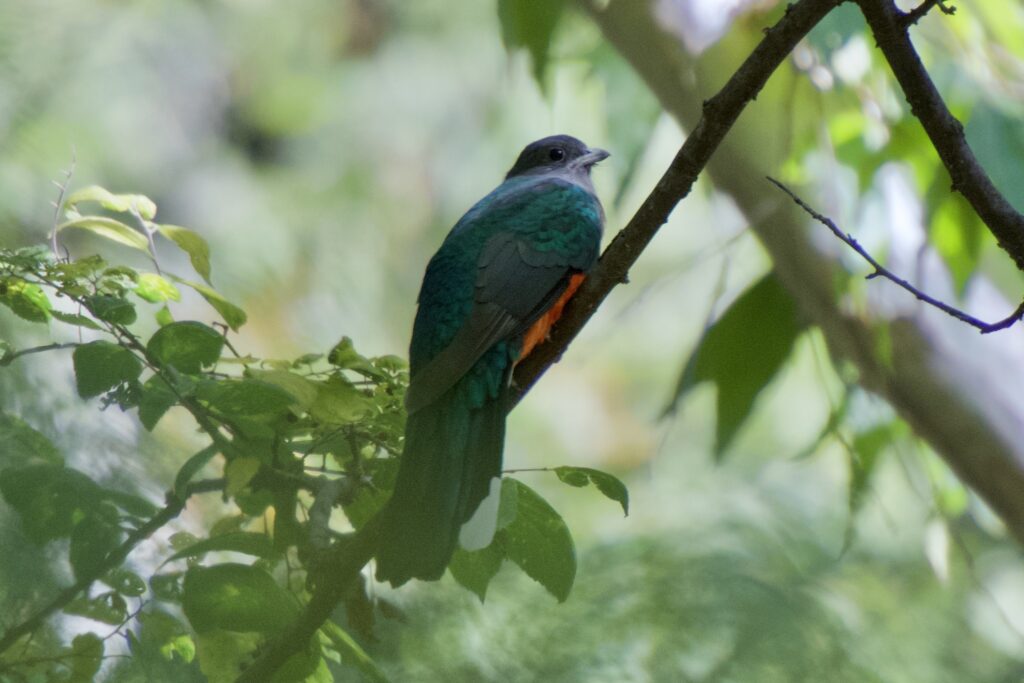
[548,147,565,161]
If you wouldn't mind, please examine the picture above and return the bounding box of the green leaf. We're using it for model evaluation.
[67,632,104,682]
[668,273,803,456]
[182,563,297,634]
[320,620,391,683]
[194,630,263,683]
[554,466,629,516]
[103,487,160,518]
[0,279,52,322]
[65,185,158,220]
[0,464,105,541]
[147,321,224,373]
[0,412,62,465]
[165,532,275,564]
[155,304,175,326]
[225,457,262,497]
[171,277,247,330]
[246,369,319,410]
[449,543,504,602]
[310,378,373,423]
[72,341,143,398]
[139,375,180,431]
[174,444,220,497]
[135,272,182,303]
[105,568,147,596]
[500,478,576,602]
[57,216,150,251]
[70,514,122,582]
[84,294,137,324]
[198,379,296,416]
[497,0,566,87]
[150,572,185,602]
[65,591,127,625]
[137,611,196,663]
[158,224,213,283]
[50,310,103,330]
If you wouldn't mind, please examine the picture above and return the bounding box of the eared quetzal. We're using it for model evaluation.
[375,135,609,586]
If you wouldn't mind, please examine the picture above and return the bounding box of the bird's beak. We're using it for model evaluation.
[575,147,610,168]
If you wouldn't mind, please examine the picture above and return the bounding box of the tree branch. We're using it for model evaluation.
[510,0,843,403]
[767,177,1024,333]
[901,0,956,27]
[0,476,224,657]
[857,0,1024,271]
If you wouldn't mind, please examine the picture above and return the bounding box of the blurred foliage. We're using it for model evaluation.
[1,0,1024,681]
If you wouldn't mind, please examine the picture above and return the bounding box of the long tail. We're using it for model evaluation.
[375,376,508,586]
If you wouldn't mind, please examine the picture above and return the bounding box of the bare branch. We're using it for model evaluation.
[767,177,1024,333]
[857,0,1024,271]
[901,0,956,27]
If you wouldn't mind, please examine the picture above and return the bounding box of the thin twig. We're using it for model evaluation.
[901,0,956,27]
[767,177,1024,333]
[0,342,79,366]
[48,149,76,258]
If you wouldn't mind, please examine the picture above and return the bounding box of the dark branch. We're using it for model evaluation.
[509,0,843,404]
[901,0,956,27]
[857,0,1024,272]
[0,342,78,366]
[0,476,224,657]
[768,177,1024,333]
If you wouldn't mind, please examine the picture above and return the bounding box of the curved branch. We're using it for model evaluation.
[510,0,843,402]
[857,0,1024,271]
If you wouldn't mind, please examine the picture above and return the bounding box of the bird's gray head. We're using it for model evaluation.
[505,135,610,182]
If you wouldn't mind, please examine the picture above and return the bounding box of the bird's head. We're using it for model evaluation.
[505,134,610,181]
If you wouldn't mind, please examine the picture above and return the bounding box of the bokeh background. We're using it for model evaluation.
[3,0,1024,680]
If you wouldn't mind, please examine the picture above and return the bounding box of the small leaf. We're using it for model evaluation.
[155,305,175,326]
[135,272,182,303]
[668,273,803,456]
[449,543,504,602]
[554,466,629,516]
[174,444,221,497]
[106,568,147,596]
[193,630,263,683]
[147,321,224,374]
[182,563,297,634]
[158,225,212,283]
[57,216,150,251]
[165,532,275,564]
[84,294,137,325]
[70,515,122,582]
[225,457,262,497]
[72,341,143,398]
[499,479,576,602]
[310,378,372,423]
[171,277,247,330]
[65,185,158,220]
[138,611,196,663]
[0,279,51,322]
[246,369,319,410]
[139,375,179,431]
[65,591,127,625]
[0,412,62,465]
[497,0,566,87]
[68,632,104,682]
[198,379,295,416]
[50,310,102,330]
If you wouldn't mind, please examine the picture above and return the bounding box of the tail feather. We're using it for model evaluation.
[375,377,508,586]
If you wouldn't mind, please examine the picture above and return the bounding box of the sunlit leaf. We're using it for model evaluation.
[0,279,52,322]
[65,185,158,220]
[137,611,196,663]
[57,216,150,251]
[158,224,212,283]
[198,378,295,416]
[225,456,262,497]
[246,369,319,410]
[171,276,247,330]
[135,272,182,303]
[310,377,373,423]
[72,340,143,398]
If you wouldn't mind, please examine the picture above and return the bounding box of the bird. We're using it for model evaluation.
[374,134,609,586]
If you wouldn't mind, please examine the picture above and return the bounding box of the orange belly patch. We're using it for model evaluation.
[518,273,586,362]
